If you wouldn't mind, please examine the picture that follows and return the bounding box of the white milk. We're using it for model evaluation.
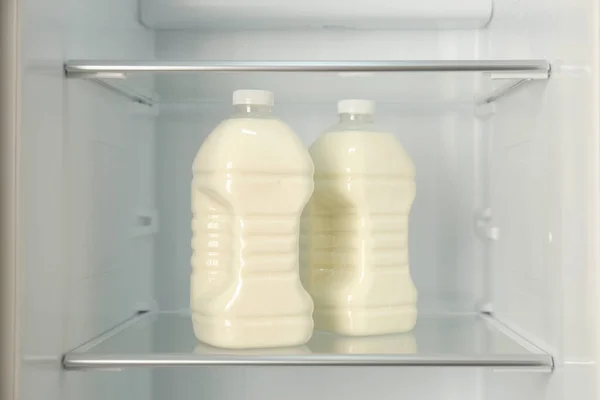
[191,90,314,349]
[302,99,417,336]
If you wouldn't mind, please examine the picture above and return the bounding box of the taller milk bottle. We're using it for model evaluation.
[303,99,417,335]
[191,90,314,349]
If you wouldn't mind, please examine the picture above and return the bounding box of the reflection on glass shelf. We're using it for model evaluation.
[193,332,415,356]
[307,331,418,355]
[194,342,312,356]
[62,311,553,371]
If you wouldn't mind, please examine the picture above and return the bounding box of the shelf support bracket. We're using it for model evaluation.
[477,78,533,105]
[64,66,157,107]
[476,67,551,106]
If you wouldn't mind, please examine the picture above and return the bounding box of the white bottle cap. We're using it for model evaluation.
[232,90,274,106]
[337,99,376,115]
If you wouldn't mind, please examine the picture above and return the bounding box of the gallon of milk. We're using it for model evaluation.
[191,90,314,349]
[302,99,417,336]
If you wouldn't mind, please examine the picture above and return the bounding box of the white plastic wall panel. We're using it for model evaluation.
[18,0,70,398]
[153,367,479,400]
[486,0,596,367]
[484,0,599,398]
[18,0,155,400]
[140,0,493,30]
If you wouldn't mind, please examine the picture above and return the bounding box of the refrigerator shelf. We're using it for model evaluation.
[64,59,550,107]
[62,311,554,371]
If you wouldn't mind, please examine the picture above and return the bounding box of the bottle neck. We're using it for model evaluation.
[339,113,375,124]
[232,104,273,117]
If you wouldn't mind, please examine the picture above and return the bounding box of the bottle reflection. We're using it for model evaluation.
[307,331,417,354]
[194,342,311,355]
[193,331,417,355]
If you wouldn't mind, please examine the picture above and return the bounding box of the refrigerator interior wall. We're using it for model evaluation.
[139,0,493,30]
[19,0,155,399]
[483,0,598,398]
[152,368,482,400]
[17,0,577,399]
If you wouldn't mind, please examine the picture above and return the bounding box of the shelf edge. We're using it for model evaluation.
[63,352,553,370]
[61,311,554,372]
[64,60,551,75]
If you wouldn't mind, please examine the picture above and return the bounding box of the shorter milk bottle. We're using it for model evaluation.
[191,90,314,349]
[302,99,417,336]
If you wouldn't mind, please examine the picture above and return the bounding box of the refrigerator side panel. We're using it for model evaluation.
[0,0,20,399]
[483,0,599,398]
[61,0,156,399]
[17,0,156,399]
[18,0,69,399]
